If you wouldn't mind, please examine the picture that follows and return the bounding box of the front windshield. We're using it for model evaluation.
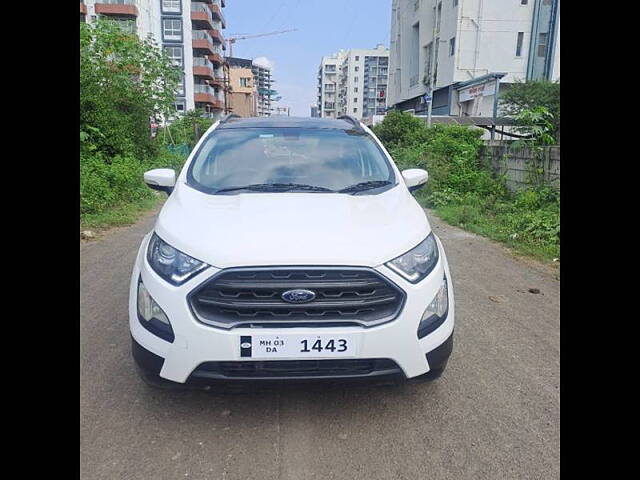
[186,127,395,193]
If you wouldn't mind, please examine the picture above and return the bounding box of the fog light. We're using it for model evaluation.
[418,276,449,339]
[137,278,175,343]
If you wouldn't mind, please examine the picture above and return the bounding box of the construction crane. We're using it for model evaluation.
[226,29,297,57]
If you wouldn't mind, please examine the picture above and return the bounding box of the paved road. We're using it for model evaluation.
[80,208,559,480]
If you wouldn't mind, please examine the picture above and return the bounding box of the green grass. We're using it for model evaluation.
[80,192,165,232]
[435,205,557,261]
[415,193,560,262]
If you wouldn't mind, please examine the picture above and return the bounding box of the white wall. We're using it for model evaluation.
[388,0,560,109]
[456,0,532,83]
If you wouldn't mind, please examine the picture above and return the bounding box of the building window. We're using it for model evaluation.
[162,18,182,42]
[520,0,528,4]
[163,45,183,67]
[240,77,250,87]
[355,56,359,61]
[537,32,548,57]
[409,22,420,86]
[176,74,185,96]
[542,0,552,4]
[354,77,359,82]
[354,98,358,103]
[162,0,181,14]
[515,32,524,56]
[353,108,357,113]
[453,0,458,6]
[355,66,359,72]
[449,37,456,56]
[354,87,358,93]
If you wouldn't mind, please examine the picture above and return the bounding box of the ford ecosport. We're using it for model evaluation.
[130,115,454,387]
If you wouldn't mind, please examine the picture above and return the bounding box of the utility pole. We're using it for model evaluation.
[426,0,437,128]
[490,74,502,141]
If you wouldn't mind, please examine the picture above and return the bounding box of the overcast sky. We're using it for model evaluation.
[225,0,392,117]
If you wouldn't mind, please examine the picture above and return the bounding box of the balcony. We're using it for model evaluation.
[209,3,226,28]
[194,84,224,109]
[209,77,226,89]
[193,57,215,80]
[95,0,138,17]
[80,2,87,15]
[192,30,218,55]
[208,28,224,45]
[191,3,214,29]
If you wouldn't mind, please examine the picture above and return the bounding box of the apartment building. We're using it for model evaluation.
[80,0,229,121]
[226,57,256,117]
[317,52,343,119]
[252,62,275,117]
[316,45,389,121]
[388,0,559,117]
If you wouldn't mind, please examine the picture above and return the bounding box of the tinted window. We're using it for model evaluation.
[187,128,395,193]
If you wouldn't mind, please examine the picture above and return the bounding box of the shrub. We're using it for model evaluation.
[80,150,187,216]
[376,110,559,260]
[372,111,430,149]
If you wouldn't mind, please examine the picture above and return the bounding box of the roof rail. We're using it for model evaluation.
[219,113,242,125]
[337,115,365,132]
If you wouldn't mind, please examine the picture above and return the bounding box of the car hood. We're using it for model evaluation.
[154,183,431,269]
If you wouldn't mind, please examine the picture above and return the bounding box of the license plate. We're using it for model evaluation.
[240,334,357,359]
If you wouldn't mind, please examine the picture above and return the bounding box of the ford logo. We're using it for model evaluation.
[281,289,316,304]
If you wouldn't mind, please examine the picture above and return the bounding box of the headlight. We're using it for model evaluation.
[137,278,174,343]
[418,276,449,339]
[147,233,208,285]
[386,233,439,283]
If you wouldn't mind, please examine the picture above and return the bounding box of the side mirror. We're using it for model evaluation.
[144,169,176,195]
[401,168,428,193]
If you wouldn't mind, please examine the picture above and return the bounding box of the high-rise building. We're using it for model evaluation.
[252,62,274,117]
[310,105,319,118]
[387,0,559,116]
[80,0,229,121]
[316,45,389,121]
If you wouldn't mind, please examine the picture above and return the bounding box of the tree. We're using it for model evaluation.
[500,79,560,141]
[80,19,181,160]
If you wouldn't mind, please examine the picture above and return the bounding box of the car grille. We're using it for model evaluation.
[188,267,406,329]
[190,359,401,379]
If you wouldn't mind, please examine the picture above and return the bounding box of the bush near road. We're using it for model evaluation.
[80,19,186,230]
[373,111,560,261]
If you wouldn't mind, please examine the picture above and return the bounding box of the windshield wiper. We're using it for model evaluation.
[215,183,335,194]
[337,180,392,194]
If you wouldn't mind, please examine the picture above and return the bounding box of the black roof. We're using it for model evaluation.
[217,116,358,130]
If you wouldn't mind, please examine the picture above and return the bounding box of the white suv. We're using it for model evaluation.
[130,115,454,387]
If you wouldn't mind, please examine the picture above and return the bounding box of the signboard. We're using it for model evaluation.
[458,80,496,102]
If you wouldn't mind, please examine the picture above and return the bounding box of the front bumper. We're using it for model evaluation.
[129,233,455,383]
